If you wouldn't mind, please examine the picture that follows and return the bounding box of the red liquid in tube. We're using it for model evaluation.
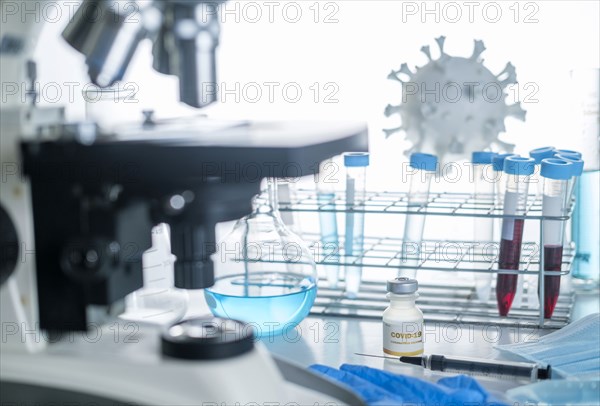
[541,245,563,319]
[496,219,524,316]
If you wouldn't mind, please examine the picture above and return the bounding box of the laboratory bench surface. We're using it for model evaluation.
[188,286,599,396]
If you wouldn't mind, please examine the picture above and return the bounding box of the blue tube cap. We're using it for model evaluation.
[409,153,438,172]
[343,152,369,167]
[529,146,555,164]
[493,153,518,171]
[556,154,584,176]
[472,151,497,164]
[555,149,582,159]
[504,156,535,176]
[540,158,573,180]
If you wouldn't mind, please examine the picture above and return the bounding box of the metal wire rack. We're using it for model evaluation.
[301,235,575,277]
[278,190,572,220]
[310,279,573,330]
[275,190,576,328]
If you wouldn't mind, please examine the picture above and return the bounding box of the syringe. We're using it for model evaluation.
[400,354,551,381]
[355,353,551,381]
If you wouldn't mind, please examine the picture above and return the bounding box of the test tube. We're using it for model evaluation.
[492,154,517,204]
[555,153,584,200]
[496,156,535,316]
[529,147,556,197]
[554,154,584,266]
[472,151,497,301]
[539,158,573,319]
[317,158,341,288]
[399,153,437,279]
[491,154,519,301]
[343,152,369,298]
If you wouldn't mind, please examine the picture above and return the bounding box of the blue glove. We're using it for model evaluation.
[309,364,507,406]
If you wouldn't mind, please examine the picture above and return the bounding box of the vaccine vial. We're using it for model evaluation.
[382,278,424,356]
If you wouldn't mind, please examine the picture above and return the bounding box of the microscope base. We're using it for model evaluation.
[0,322,355,405]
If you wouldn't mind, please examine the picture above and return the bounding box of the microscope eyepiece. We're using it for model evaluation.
[63,0,224,108]
[62,0,154,88]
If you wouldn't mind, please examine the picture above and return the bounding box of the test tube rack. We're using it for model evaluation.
[277,189,576,329]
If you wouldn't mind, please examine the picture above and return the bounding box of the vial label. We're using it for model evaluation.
[383,321,424,356]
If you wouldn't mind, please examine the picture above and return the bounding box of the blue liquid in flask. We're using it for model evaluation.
[204,272,317,337]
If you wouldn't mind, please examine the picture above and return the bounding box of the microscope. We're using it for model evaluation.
[0,1,367,404]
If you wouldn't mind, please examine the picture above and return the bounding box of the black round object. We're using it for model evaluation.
[0,205,19,286]
[161,318,254,360]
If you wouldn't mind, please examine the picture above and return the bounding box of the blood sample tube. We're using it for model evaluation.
[492,154,526,306]
[496,156,535,316]
[529,147,556,197]
[472,151,497,301]
[492,154,518,205]
[539,158,573,319]
[492,154,518,241]
[399,153,437,279]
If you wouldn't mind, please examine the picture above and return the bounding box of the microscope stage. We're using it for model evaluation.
[23,119,368,182]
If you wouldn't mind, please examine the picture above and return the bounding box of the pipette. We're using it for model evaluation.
[355,353,551,381]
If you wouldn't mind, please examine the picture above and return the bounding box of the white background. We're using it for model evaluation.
[31,0,599,247]
[34,1,599,165]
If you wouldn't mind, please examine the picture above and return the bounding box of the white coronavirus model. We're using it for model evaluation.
[385,36,526,163]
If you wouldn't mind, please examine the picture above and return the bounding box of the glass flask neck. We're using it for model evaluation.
[266,177,279,211]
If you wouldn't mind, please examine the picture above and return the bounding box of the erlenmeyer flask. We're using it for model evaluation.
[205,178,318,337]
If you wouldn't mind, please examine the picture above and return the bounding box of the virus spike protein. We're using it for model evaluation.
[384,38,526,162]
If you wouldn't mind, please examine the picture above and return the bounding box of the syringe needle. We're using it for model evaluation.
[354,353,398,360]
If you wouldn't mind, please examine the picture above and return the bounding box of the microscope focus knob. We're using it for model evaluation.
[161,318,254,360]
[60,238,119,281]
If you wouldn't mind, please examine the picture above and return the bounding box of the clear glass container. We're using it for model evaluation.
[205,178,318,337]
[317,158,341,288]
[472,152,496,301]
[399,153,437,280]
[344,153,369,298]
[120,223,189,326]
